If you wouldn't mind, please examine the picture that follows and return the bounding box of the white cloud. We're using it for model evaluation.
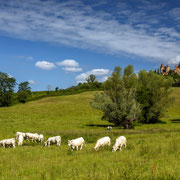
[99,76,108,82]
[76,73,89,82]
[28,80,37,84]
[169,8,180,21]
[168,56,180,65]
[7,74,13,78]
[76,68,110,82]
[16,56,34,60]
[56,59,79,67]
[62,67,82,72]
[87,69,110,76]
[0,0,180,64]
[35,61,56,70]
[27,56,34,60]
[56,59,83,72]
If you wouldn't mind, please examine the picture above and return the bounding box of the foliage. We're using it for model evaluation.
[18,81,31,92]
[86,74,97,84]
[55,87,59,91]
[137,70,174,123]
[91,65,174,127]
[0,72,16,107]
[166,73,180,87]
[17,81,31,103]
[91,66,141,129]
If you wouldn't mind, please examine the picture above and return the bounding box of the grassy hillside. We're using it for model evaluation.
[0,88,180,179]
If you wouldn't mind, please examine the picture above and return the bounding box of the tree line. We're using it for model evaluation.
[0,72,103,107]
[0,65,175,129]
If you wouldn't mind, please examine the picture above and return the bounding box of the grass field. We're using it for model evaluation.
[0,88,180,179]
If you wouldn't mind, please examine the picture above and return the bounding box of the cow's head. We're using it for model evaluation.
[112,145,117,152]
[68,140,72,146]
[43,141,47,147]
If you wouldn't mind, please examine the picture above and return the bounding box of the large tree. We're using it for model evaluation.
[91,66,140,129]
[0,72,16,107]
[91,65,174,128]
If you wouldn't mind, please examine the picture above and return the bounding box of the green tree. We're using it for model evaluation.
[91,66,141,129]
[137,70,174,123]
[18,81,31,92]
[0,72,16,107]
[17,81,31,103]
[55,87,59,91]
[86,74,97,84]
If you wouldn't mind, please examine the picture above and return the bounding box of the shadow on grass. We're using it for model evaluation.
[86,124,115,128]
[171,119,180,123]
[147,120,167,124]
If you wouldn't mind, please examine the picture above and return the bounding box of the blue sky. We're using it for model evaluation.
[0,0,180,91]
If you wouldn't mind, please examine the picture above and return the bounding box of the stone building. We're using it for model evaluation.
[174,63,180,75]
[160,63,180,75]
[160,64,171,75]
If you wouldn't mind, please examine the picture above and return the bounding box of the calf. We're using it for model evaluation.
[94,136,111,151]
[68,137,85,151]
[44,136,61,147]
[112,136,126,152]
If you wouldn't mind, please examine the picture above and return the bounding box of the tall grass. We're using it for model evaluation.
[0,88,179,179]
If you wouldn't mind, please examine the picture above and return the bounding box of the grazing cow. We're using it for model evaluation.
[0,138,16,148]
[25,133,39,142]
[112,136,126,152]
[17,134,24,146]
[44,136,61,147]
[94,136,111,151]
[107,126,112,131]
[39,134,44,143]
[68,137,85,151]
[16,132,26,140]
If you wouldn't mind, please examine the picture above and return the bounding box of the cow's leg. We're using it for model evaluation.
[76,146,78,151]
[80,144,83,150]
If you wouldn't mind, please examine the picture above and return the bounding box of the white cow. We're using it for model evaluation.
[17,134,24,146]
[107,126,112,131]
[68,137,85,151]
[0,138,16,148]
[44,136,61,147]
[16,132,26,140]
[94,136,111,151]
[39,134,44,143]
[25,133,39,142]
[112,136,126,152]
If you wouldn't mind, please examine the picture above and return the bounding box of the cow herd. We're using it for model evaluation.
[0,131,127,152]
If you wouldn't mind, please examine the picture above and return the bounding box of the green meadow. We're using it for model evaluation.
[0,88,180,179]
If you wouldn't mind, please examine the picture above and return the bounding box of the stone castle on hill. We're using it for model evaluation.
[160,63,180,75]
